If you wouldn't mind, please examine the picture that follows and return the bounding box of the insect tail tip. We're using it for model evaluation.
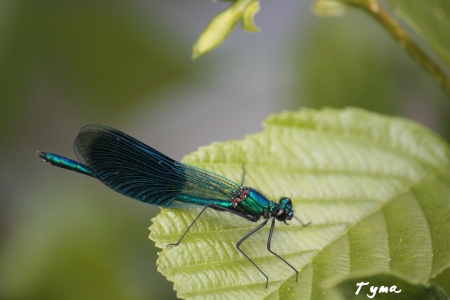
[36,151,47,159]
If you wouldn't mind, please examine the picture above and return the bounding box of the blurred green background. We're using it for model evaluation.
[1,1,449,299]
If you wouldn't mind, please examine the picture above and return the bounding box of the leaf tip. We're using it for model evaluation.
[313,0,349,17]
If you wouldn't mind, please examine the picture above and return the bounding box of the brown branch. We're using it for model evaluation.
[348,0,450,98]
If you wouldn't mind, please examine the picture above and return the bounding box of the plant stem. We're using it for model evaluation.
[347,0,450,98]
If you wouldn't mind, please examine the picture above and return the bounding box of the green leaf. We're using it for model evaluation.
[149,108,450,299]
[323,272,449,300]
[313,0,350,17]
[384,0,450,68]
[192,0,260,59]
[312,0,377,16]
[242,1,260,32]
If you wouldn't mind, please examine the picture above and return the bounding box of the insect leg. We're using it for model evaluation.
[240,163,246,186]
[267,218,299,281]
[167,204,257,247]
[236,218,270,288]
[207,204,258,222]
[167,205,210,247]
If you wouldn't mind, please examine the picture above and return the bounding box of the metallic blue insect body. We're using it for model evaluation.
[37,124,309,288]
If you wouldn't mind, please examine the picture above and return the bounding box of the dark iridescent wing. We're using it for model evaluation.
[73,124,240,208]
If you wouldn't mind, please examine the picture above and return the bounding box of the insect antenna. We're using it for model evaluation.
[240,163,246,186]
[294,216,311,227]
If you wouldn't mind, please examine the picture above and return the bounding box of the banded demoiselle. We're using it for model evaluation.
[37,124,310,288]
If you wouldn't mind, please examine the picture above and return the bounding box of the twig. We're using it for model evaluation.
[347,0,450,98]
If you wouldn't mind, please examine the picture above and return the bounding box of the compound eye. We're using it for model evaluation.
[281,197,292,206]
[287,211,294,220]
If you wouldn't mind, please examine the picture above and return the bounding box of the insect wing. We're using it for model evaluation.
[73,124,240,207]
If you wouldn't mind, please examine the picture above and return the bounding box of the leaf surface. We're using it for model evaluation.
[150,108,450,299]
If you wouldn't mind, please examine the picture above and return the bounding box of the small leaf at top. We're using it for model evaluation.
[192,0,260,59]
[313,0,350,17]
